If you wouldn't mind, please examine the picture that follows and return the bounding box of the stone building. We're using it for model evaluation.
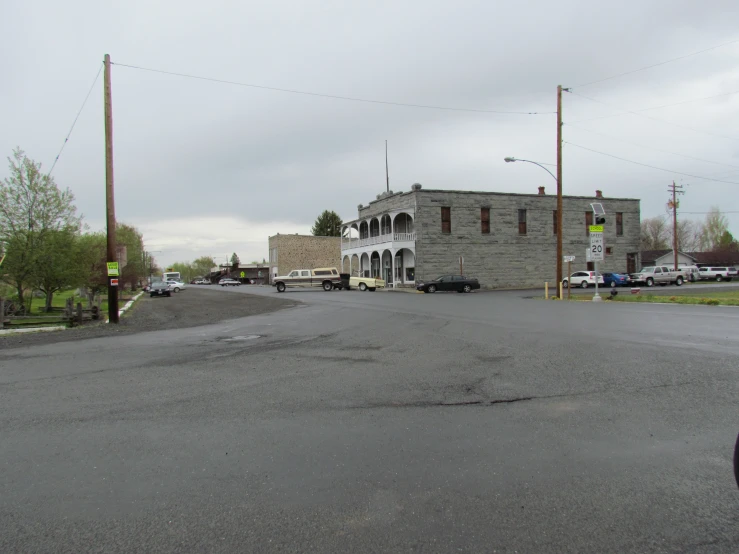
[268,234,341,282]
[340,183,641,289]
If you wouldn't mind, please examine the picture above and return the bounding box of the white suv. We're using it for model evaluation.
[698,267,734,282]
[562,271,605,289]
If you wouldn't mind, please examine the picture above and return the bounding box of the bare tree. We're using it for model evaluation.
[640,216,669,251]
[672,219,703,252]
[699,207,730,251]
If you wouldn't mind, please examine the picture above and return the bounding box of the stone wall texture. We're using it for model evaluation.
[268,234,341,280]
[413,190,640,288]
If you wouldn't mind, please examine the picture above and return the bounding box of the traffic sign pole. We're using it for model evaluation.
[589,225,604,302]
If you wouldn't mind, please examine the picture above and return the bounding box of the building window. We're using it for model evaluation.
[441,207,451,234]
[481,208,490,234]
[587,261,595,271]
[616,212,623,236]
[606,247,613,255]
[585,211,593,235]
[553,210,558,235]
[518,209,527,235]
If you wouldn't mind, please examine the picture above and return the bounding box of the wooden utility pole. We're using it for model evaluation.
[385,140,390,193]
[668,181,684,270]
[104,54,119,323]
[556,85,564,297]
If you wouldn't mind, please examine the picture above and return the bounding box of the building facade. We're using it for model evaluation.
[268,234,342,283]
[341,183,641,288]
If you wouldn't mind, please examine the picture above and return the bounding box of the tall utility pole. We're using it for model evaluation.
[104,54,119,323]
[385,140,390,193]
[556,85,564,297]
[668,181,684,270]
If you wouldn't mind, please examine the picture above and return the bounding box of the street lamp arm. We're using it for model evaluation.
[512,158,558,183]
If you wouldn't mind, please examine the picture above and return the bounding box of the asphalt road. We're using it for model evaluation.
[1,285,738,553]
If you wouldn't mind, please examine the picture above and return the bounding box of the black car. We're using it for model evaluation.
[149,282,172,297]
[416,275,481,293]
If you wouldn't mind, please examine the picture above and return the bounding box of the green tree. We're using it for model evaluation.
[0,148,80,306]
[116,223,145,289]
[192,256,216,278]
[311,210,343,237]
[170,261,194,283]
[230,253,240,266]
[76,232,108,307]
[30,228,86,311]
[717,230,738,251]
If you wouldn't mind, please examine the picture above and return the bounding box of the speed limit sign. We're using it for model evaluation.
[589,232,604,261]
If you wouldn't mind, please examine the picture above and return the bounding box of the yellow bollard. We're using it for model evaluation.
[559,282,563,299]
[545,282,549,299]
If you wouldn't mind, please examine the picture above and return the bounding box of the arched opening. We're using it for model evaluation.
[381,250,393,284]
[348,224,359,239]
[359,221,369,240]
[380,214,392,236]
[360,253,371,277]
[369,218,380,238]
[395,248,416,284]
[393,213,414,238]
[370,251,381,278]
[351,254,360,276]
[342,255,351,273]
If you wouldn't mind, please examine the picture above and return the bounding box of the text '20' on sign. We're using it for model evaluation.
[589,228,604,261]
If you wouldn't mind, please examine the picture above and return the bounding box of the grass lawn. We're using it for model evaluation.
[555,289,739,306]
[20,289,138,314]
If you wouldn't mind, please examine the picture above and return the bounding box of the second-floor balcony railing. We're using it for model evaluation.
[341,232,416,250]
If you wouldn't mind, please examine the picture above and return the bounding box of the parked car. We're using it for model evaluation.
[562,271,605,289]
[629,266,683,287]
[601,272,629,287]
[165,279,186,292]
[220,278,241,287]
[698,266,735,281]
[416,275,480,293]
[149,282,172,297]
[340,274,385,291]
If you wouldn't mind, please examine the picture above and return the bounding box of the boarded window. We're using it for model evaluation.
[606,247,613,255]
[441,207,451,234]
[481,208,490,234]
[553,210,558,235]
[518,209,527,235]
[616,212,623,236]
[585,211,593,235]
[586,261,595,271]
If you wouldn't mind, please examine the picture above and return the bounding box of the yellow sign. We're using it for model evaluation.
[240,271,245,278]
[107,262,119,276]
[589,225,604,233]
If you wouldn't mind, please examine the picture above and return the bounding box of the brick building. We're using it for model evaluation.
[268,234,341,283]
[340,183,641,289]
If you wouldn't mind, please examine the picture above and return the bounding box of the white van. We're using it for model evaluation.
[697,267,734,282]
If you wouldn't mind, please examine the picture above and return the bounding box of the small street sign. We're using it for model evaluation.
[589,225,604,233]
[107,262,120,276]
[589,231,604,261]
[563,255,575,263]
[111,278,119,287]
[240,271,245,278]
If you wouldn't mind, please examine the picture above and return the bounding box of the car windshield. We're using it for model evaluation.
[639,267,655,273]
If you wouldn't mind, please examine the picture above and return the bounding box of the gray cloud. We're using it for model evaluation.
[2,0,739,266]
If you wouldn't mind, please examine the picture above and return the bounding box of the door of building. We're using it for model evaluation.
[627,253,637,274]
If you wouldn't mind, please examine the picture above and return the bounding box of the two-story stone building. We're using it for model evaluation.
[340,183,641,289]
[268,234,341,283]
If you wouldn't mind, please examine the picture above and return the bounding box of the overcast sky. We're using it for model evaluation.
[2,1,739,267]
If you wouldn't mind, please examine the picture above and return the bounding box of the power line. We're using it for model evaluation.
[111,62,554,115]
[568,91,739,142]
[573,37,739,88]
[564,141,739,185]
[565,123,739,171]
[48,62,104,176]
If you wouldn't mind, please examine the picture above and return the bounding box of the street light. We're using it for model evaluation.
[504,156,563,298]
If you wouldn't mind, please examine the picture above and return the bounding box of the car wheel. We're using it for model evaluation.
[359,282,367,292]
[580,281,588,289]
[562,280,569,289]
[646,278,654,287]
[322,281,333,292]
[675,276,683,286]
[716,275,723,282]
[428,284,437,293]
[174,287,180,292]
[276,282,286,293]
[463,284,472,293]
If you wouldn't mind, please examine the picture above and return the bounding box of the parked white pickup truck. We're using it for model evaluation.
[346,275,385,291]
[629,266,684,287]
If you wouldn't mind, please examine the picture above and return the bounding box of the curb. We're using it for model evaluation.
[106,291,144,323]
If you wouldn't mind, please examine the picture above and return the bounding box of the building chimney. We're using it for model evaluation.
[411,183,422,191]
[538,186,545,195]
[595,190,603,198]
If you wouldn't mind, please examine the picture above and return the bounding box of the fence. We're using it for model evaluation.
[1,297,102,329]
